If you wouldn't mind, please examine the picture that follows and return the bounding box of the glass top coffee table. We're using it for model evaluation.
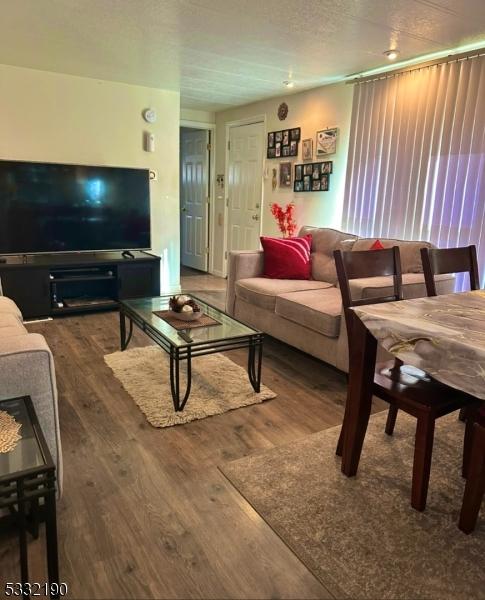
[119,295,264,412]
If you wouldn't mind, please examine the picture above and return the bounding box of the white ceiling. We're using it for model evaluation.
[2,0,485,112]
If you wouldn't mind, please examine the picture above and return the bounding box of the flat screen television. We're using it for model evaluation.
[0,160,151,254]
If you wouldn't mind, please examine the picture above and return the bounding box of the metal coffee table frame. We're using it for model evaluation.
[119,296,263,412]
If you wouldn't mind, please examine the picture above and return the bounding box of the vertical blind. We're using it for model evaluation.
[342,54,485,289]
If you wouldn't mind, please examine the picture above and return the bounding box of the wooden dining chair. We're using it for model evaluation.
[459,407,485,533]
[334,246,478,511]
[421,244,481,464]
[420,245,480,296]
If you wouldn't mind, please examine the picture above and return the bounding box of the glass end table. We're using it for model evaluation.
[0,396,59,598]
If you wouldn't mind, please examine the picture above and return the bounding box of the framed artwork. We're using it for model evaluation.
[267,127,301,159]
[293,160,333,192]
[279,162,292,188]
[302,138,313,161]
[316,128,338,157]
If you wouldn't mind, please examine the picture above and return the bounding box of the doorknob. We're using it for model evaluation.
[181,207,187,212]
[252,214,259,221]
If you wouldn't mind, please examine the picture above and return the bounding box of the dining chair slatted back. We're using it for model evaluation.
[420,246,480,296]
[334,247,403,338]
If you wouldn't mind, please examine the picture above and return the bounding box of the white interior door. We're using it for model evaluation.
[227,122,264,252]
[180,128,209,270]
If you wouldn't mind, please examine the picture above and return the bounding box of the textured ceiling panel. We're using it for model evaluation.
[1,0,485,111]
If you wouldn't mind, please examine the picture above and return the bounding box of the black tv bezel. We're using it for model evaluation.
[0,158,152,256]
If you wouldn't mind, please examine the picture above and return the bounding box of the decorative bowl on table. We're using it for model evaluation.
[168,295,202,321]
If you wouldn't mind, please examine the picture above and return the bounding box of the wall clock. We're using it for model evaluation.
[142,108,157,123]
[278,102,288,121]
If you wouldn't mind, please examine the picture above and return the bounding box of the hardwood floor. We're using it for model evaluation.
[0,269,375,599]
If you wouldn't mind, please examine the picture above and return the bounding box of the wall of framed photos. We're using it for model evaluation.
[213,81,353,273]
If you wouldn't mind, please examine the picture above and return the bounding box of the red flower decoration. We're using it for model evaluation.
[270,202,297,238]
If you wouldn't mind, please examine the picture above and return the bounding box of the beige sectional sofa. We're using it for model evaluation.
[226,227,455,372]
[0,293,62,491]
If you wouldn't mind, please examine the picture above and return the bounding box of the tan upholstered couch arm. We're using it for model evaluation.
[226,250,264,315]
[0,333,63,495]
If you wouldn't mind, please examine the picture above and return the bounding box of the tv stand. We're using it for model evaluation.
[0,251,160,318]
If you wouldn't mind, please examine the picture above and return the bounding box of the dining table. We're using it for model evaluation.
[340,289,485,478]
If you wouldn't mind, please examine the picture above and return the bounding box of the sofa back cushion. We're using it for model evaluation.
[299,226,357,284]
[351,238,434,273]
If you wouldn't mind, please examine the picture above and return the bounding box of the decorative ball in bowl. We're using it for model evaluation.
[168,295,202,321]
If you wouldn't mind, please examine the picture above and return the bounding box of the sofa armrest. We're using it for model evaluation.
[0,333,63,495]
[226,250,264,315]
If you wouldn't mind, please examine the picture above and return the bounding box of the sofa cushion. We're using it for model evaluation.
[299,226,357,285]
[260,235,312,279]
[0,296,23,320]
[349,273,454,301]
[275,287,342,338]
[351,238,433,273]
[235,278,332,311]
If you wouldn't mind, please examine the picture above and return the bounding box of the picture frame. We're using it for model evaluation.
[302,138,313,161]
[293,161,332,192]
[279,162,292,188]
[266,127,300,159]
[316,128,338,157]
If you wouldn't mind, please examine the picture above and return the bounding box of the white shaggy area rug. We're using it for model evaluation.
[104,346,276,427]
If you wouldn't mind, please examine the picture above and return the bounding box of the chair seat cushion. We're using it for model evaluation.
[275,287,342,338]
[235,278,332,312]
[0,297,23,320]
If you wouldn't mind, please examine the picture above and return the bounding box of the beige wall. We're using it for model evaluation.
[213,82,353,274]
[181,108,215,124]
[0,64,180,292]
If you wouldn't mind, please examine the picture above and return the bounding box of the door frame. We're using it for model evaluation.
[223,114,266,277]
[180,119,216,274]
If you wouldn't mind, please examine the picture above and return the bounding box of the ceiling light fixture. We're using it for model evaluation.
[384,49,399,60]
[283,80,295,88]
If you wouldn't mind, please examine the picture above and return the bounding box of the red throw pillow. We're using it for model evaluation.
[370,239,385,250]
[260,235,312,279]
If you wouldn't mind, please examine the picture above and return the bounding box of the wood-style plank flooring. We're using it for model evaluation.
[0,268,378,599]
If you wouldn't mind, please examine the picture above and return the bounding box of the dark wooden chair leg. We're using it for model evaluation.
[411,412,435,511]
[336,424,344,457]
[342,317,377,477]
[459,422,485,534]
[459,407,467,422]
[462,404,482,478]
[385,405,398,435]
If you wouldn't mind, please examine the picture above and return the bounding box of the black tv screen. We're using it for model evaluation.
[0,160,151,254]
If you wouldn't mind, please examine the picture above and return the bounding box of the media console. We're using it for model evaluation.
[0,251,160,319]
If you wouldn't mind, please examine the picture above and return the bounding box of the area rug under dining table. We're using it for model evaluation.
[220,410,485,600]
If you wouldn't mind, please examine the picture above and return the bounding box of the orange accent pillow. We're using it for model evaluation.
[370,239,385,250]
